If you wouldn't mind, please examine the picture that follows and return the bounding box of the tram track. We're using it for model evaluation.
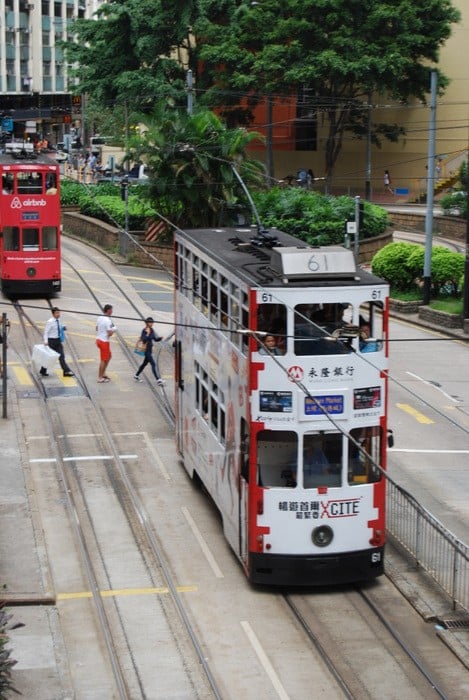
[9,296,220,697]
[284,583,450,699]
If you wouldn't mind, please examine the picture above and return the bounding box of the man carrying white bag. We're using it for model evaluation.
[34,307,74,377]
[32,343,60,374]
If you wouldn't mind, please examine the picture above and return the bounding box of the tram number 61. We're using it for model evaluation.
[261,292,273,303]
[371,552,382,563]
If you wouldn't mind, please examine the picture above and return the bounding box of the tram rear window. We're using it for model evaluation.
[43,227,58,251]
[3,227,20,251]
[17,171,44,194]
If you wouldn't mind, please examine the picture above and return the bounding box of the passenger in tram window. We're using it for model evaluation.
[359,320,379,353]
[258,334,281,355]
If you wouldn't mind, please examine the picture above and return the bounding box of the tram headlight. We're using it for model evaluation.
[26,267,36,278]
[312,525,334,548]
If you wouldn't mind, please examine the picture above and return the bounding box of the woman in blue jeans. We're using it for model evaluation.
[134,317,165,385]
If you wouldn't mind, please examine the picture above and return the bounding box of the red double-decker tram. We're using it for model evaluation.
[0,146,61,296]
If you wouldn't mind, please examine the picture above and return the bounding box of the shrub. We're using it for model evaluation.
[372,242,465,296]
[253,187,389,245]
[371,242,417,290]
[439,190,467,217]
[79,194,156,230]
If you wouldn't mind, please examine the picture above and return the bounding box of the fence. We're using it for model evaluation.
[386,475,469,612]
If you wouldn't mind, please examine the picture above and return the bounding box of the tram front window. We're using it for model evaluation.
[3,227,20,251]
[42,226,58,251]
[294,303,353,355]
[22,228,40,251]
[348,427,382,484]
[256,430,297,488]
[303,433,342,488]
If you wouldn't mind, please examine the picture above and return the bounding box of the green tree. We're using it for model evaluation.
[126,103,266,227]
[195,0,460,179]
[64,0,197,110]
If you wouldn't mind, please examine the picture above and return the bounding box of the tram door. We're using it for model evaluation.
[175,340,185,454]
[239,418,249,562]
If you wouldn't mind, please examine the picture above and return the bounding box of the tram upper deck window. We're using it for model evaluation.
[42,226,58,251]
[23,228,40,251]
[46,174,57,194]
[257,303,286,354]
[3,227,20,251]
[2,174,14,194]
[257,430,297,488]
[17,171,44,194]
[348,427,382,485]
[359,302,384,354]
[294,303,353,356]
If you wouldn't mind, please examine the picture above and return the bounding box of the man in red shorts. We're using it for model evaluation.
[96,304,116,383]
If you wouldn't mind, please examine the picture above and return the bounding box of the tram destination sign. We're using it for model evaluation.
[304,394,344,415]
[21,211,40,221]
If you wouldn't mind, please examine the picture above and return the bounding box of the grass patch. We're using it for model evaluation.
[390,287,422,301]
[429,298,462,314]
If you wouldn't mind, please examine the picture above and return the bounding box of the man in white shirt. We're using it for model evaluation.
[40,307,74,377]
[96,304,116,383]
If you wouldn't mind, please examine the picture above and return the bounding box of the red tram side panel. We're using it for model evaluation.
[174,228,389,586]
[0,149,61,296]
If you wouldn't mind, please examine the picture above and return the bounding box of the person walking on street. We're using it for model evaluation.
[96,304,116,383]
[134,317,165,385]
[384,169,394,194]
[40,307,74,377]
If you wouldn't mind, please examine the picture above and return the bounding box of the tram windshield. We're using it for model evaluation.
[294,302,353,355]
[256,430,342,489]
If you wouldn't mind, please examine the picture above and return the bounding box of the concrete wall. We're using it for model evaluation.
[388,212,466,242]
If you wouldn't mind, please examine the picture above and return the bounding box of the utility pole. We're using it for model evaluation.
[423,70,438,305]
[187,70,193,115]
[365,92,372,201]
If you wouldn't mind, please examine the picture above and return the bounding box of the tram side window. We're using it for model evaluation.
[17,171,44,194]
[257,430,297,488]
[303,433,342,488]
[42,226,58,251]
[359,302,384,354]
[294,303,353,355]
[2,174,14,194]
[348,427,382,485]
[257,303,286,354]
[23,228,40,251]
[46,174,57,194]
[3,227,20,251]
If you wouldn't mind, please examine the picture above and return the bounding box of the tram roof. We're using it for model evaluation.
[0,151,59,168]
[179,227,387,289]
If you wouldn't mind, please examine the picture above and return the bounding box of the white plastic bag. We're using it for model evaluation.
[32,344,60,372]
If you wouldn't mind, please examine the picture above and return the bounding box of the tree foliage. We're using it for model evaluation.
[64,0,197,110]
[125,104,266,227]
[195,0,460,177]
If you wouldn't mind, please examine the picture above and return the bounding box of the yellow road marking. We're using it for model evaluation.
[12,367,34,385]
[57,586,197,600]
[396,403,434,424]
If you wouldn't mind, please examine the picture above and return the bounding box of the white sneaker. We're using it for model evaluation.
[156,378,165,386]
[134,374,143,382]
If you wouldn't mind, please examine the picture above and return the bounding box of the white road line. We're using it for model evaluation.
[115,431,172,480]
[389,448,469,454]
[29,454,138,463]
[406,371,460,403]
[240,621,290,700]
[181,506,224,579]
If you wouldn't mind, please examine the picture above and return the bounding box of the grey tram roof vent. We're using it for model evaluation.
[270,245,357,280]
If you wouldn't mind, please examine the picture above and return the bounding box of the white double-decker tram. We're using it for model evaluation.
[174,226,389,585]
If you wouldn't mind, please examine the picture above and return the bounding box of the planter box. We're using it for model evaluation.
[418,306,462,329]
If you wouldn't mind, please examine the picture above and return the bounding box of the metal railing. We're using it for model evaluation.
[386,474,469,612]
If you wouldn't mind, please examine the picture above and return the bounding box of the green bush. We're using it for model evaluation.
[79,194,156,230]
[372,242,465,296]
[371,242,417,290]
[253,187,388,245]
[439,190,467,217]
